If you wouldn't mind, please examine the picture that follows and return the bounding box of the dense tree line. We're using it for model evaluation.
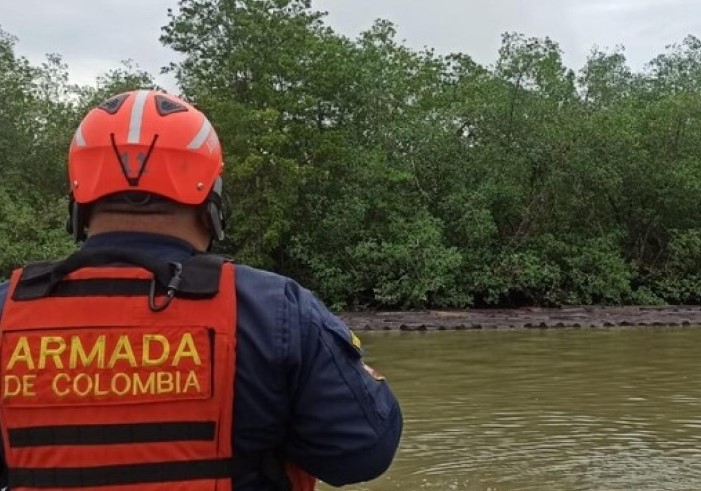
[4,0,701,310]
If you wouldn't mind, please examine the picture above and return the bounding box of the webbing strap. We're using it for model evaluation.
[29,278,157,298]
[13,250,226,300]
[9,458,234,488]
[9,422,216,448]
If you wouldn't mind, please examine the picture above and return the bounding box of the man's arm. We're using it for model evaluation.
[284,285,402,486]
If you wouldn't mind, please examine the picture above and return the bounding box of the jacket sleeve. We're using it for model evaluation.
[283,283,403,486]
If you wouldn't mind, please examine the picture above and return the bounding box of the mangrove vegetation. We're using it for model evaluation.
[3,0,701,310]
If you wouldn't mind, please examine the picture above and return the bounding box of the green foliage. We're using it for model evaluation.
[349,211,462,309]
[649,230,701,304]
[0,191,75,279]
[0,28,149,278]
[73,60,159,111]
[459,235,632,307]
[9,3,701,309]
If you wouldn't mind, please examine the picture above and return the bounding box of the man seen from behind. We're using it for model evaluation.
[0,90,402,491]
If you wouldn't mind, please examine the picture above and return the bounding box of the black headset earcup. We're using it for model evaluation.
[67,197,87,243]
[206,176,226,242]
[66,215,74,236]
[208,201,225,242]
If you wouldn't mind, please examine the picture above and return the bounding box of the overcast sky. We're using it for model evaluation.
[0,0,699,91]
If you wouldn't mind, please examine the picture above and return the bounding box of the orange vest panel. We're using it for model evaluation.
[0,261,237,491]
[0,255,316,491]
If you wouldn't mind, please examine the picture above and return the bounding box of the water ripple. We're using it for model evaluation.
[320,328,701,491]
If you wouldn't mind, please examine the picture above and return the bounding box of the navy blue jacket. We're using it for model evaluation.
[0,232,402,490]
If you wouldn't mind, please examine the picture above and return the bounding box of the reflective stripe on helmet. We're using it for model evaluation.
[127,90,150,144]
[74,123,86,147]
[188,119,213,150]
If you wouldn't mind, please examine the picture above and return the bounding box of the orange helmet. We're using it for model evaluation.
[67,90,225,241]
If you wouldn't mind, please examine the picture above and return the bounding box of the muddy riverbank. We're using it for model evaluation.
[340,306,701,331]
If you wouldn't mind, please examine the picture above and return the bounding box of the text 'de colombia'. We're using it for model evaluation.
[1,326,213,406]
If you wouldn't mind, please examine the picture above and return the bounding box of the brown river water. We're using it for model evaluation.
[319,328,701,491]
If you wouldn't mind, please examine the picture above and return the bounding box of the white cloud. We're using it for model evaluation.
[1,0,700,90]
[0,0,178,89]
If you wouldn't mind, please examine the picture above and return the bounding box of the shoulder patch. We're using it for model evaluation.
[363,362,386,381]
[322,314,362,359]
[350,331,363,353]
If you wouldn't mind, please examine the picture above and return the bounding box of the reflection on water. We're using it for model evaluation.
[320,328,701,491]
